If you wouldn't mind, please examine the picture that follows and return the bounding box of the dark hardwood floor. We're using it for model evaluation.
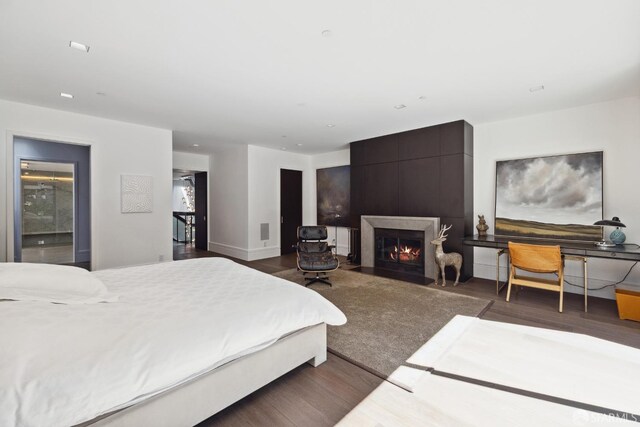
[172,242,640,426]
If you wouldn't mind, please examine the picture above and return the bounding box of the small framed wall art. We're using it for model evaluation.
[121,174,153,213]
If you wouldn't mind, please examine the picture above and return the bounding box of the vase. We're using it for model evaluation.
[610,228,626,245]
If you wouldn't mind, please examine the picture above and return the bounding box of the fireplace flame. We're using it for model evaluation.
[389,244,421,262]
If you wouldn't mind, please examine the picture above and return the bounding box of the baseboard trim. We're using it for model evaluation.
[208,242,250,261]
[247,246,281,261]
[208,242,283,262]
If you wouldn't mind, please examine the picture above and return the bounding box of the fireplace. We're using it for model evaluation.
[361,216,439,279]
[374,228,425,275]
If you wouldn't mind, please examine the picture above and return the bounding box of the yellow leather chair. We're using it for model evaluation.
[506,242,565,312]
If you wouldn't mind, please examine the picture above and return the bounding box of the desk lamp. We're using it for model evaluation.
[593,217,626,247]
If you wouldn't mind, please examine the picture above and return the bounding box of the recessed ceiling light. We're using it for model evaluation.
[192,144,199,147]
[60,92,74,99]
[69,41,90,53]
[281,147,287,151]
[96,92,106,96]
[326,124,335,128]
[281,135,287,138]
[418,96,427,100]
[321,30,332,38]
[529,85,545,92]
[394,104,406,109]
[296,143,303,147]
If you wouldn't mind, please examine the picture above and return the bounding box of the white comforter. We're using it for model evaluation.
[0,258,346,427]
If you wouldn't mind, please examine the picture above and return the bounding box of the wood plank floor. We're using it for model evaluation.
[173,243,640,426]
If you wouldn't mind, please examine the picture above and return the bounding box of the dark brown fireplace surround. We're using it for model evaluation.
[350,120,474,281]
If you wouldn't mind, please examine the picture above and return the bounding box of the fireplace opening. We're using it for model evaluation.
[374,228,425,275]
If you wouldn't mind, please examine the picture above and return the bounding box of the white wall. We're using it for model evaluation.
[172,151,210,172]
[209,145,350,260]
[310,149,351,255]
[246,145,312,260]
[209,144,249,258]
[474,97,640,298]
[0,99,173,269]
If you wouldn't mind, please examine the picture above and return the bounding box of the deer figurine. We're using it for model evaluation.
[430,224,463,287]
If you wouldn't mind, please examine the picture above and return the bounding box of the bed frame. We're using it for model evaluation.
[82,323,327,427]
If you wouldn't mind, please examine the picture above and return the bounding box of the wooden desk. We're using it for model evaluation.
[463,234,640,312]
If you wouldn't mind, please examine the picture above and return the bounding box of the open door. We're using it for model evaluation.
[280,169,302,255]
[194,172,208,250]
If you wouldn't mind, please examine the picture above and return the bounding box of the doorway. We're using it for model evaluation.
[280,169,302,255]
[172,170,208,257]
[20,161,75,263]
[13,137,91,266]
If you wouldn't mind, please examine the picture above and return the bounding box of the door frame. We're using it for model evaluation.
[279,168,303,256]
[194,171,208,250]
[4,131,93,265]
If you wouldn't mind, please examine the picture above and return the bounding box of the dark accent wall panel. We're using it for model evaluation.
[398,126,440,160]
[363,162,399,216]
[350,119,474,281]
[351,135,398,166]
[398,157,440,217]
[350,165,365,226]
[439,154,465,217]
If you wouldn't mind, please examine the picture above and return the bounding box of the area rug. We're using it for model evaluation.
[273,268,492,389]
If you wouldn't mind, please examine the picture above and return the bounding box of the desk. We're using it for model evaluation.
[464,234,640,312]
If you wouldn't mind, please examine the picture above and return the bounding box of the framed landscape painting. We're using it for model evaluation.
[317,165,350,227]
[494,151,603,241]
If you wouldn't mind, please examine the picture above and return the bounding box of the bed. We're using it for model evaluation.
[0,257,346,427]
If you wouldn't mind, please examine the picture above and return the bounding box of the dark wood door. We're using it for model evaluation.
[194,172,208,250]
[280,169,302,255]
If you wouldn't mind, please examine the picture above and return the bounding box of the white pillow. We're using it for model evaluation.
[0,263,118,304]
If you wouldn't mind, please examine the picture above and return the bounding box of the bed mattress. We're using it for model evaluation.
[0,257,346,427]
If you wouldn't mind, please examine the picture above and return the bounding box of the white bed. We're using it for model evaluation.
[0,257,346,427]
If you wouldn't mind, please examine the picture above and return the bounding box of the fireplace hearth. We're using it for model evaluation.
[375,228,425,275]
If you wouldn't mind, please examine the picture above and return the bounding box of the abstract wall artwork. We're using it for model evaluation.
[317,165,350,227]
[121,175,153,213]
[495,151,603,241]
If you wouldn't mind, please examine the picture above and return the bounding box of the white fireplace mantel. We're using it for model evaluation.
[361,215,440,279]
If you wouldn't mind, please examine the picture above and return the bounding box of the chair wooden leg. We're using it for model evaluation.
[560,273,564,313]
[506,267,513,302]
[558,270,564,313]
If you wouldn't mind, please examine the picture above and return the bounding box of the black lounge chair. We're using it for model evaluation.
[296,226,339,286]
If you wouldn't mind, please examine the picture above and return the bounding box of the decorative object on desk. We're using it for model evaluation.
[495,151,603,241]
[594,217,626,247]
[317,165,350,227]
[430,224,462,287]
[121,175,153,213]
[476,215,489,236]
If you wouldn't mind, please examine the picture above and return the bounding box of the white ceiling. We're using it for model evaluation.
[1,0,638,154]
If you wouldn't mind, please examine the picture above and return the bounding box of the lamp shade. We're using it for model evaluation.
[594,216,626,228]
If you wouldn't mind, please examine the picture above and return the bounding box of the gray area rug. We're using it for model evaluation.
[274,268,492,381]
